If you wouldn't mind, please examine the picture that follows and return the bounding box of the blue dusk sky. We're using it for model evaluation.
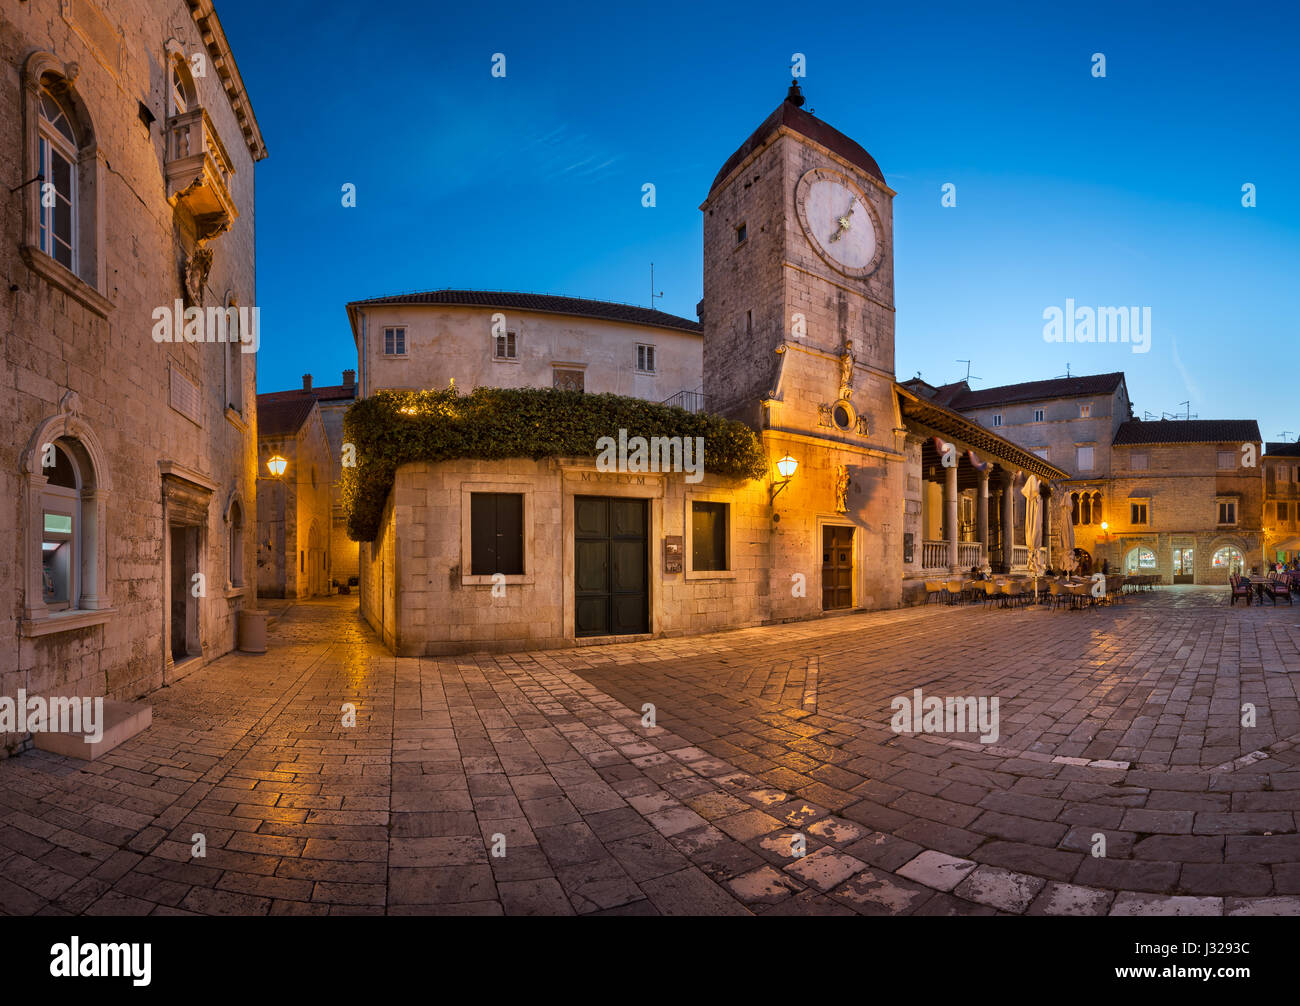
[218,0,1298,443]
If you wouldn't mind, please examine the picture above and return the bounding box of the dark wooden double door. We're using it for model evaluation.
[575,496,649,637]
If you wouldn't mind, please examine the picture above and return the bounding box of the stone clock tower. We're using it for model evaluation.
[699,81,905,612]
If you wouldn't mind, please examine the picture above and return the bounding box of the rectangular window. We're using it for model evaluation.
[1077,446,1095,471]
[1032,448,1048,459]
[1217,451,1235,469]
[470,493,524,575]
[38,136,76,272]
[553,368,584,392]
[636,344,656,373]
[42,509,74,609]
[1130,452,1148,470]
[1278,501,1290,521]
[735,222,747,244]
[1033,408,1045,422]
[1218,501,1237,525]
[383,326,406,355]
[1079,403,1092,418]
[691,501,728,572]
[992,414,1002,427]
[494,331,517,359]
[1131,503,1148,525]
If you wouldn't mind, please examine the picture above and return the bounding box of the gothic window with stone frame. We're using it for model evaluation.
[224,294,244,414]
[169,57,197,117]
[227,497,245,588]
[22,401,112,632]
[37,87,78,272]
[23,55,105,309]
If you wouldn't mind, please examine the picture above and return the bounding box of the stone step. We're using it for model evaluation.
[32,699,152,761]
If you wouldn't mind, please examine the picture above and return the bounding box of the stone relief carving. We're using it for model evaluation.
[183,246,213,308]
[835,465,850,513]
[838,342,855,401]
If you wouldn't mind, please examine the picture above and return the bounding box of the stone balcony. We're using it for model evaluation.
[165,107,238,244]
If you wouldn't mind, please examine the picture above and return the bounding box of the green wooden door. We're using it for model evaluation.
[575,496,648,637]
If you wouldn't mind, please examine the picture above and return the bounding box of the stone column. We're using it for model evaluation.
[946,460,959,572]
[977,468,990,568]
[1001,469,1016,570]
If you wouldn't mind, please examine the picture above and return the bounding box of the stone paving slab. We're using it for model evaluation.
[0,589,1299,914]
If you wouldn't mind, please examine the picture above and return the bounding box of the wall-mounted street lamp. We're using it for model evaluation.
[267,455,288,477]
[771,454,798,502]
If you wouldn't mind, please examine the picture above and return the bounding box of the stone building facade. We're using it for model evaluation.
[0,0,265,745]
[1263,441,1300,566]
[1079,420,1264,583]
[258,371,358,586]
[355,82,1065,652]
[256,395,333,599]
[347,291,703,405]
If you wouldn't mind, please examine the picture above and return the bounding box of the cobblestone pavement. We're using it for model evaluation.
[1,587,1299,916]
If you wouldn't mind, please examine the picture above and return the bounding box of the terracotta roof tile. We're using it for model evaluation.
[1113,419,1261,446]
[257,396,316,437]
[346,290,699,334]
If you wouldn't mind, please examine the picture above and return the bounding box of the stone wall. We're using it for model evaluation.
[0,0,262,747]
[357,458,776,656]
[357,304,702,404]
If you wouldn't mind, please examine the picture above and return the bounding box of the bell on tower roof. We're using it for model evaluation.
[785,79,805,107]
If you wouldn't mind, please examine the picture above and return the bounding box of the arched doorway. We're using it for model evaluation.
[1125,545,1157,574]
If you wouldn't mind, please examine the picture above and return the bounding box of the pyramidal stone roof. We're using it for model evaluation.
[709,82,885,196]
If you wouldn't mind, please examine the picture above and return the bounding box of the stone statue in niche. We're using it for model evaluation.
[838,341,855,401]
[183,246,214,308]
[835,465,850,513]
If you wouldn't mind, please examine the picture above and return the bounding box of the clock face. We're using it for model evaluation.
[795,168,882,277]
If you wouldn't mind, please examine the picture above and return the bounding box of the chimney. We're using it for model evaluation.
[302,374,312,392]
[342,369,355,390]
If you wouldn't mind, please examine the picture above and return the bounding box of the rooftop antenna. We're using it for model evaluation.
[1054,362,1072,379]
[1280,430,1296,442]
[956,359,981,384]
[649,263,663,312]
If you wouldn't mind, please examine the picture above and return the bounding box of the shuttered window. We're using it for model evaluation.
[470,493,524,575]
[691,501,728,572]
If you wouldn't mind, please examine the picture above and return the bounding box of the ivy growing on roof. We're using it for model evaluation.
[341,386,768,542]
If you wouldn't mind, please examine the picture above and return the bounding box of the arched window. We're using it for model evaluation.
[23,54,105,311]
[1090,492,1103,525]
[22,399,112,631]
[1125,546,1156,571]
[1071,492,1080,526]
[1212,546,1244,574]
[223,292,244,414]
[37,86,77,271]
[228,498,245,588]
[169,56,197,118]
[1079,492,1091,526]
